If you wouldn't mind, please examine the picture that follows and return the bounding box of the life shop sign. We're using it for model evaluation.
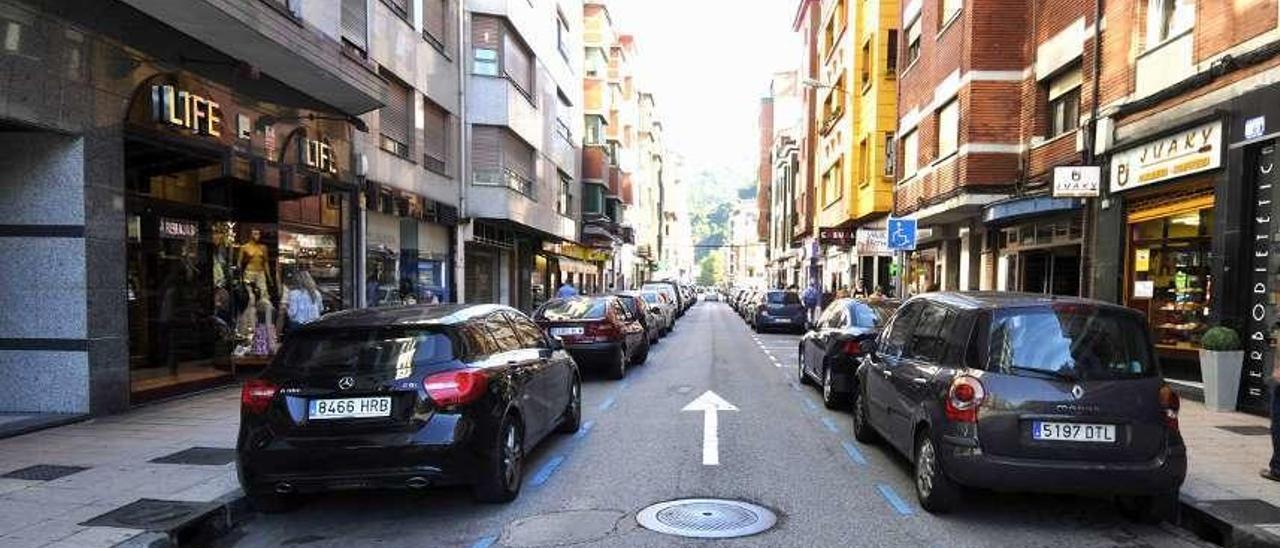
[1109,120,1222,193]
[151,85,223,137]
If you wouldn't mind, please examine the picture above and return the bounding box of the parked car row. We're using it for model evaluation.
[237,280,700,511]
[797,291,1187,520]
[727,287,808,334]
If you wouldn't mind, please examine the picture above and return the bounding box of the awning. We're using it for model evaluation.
[982,196,1084,226]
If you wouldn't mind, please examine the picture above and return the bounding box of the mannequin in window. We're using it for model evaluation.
[238,229,272,299]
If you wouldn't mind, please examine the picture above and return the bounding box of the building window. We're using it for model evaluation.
[860,38,871,91]
[556,10,570,62]
[472,125,536,198]
[1146,0,1194,48]
[558,172,573,215]
[422,0,447,53]
[939,0,962,28]
[582,183,605,215]
[937,99,959,159]
[472,15,503,76]
[556,89,573,144]
[383,0,410,21]
[905,17,921,67]
[585,47,608,77]
[504,33,534,99]
[340,0,368,54]
[884,132,896,177]
[901,129,919,179]
[423,96,449,175]
[886,30,898,75]
[380,73,413,158]
[823,160,843,206]
[859,138,870,186]
[823,0,846,55]
[585,115,605,145]
[1046,65,1082,139]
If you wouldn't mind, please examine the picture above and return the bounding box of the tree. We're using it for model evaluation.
[698,252,723,286]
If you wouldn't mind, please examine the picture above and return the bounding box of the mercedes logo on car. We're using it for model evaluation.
[338,376,356,390]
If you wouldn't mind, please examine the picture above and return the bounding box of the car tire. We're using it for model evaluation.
[1116,494,1175,524]
[797,351,812,387]
[555,377,582,434]
[914,431,960,514]
[247,492,300,514]
[851,383,878,443]
[607,346,627,380]
[474,417,523,503]
[633,340,650,365]
[821,366,847,409]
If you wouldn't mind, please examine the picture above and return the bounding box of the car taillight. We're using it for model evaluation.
[424,369,490,407]
[241,378,279,414]
[586,321,621,340]
[1158,383,1180,432]
[944,375,985,423]
[841,340,863,355]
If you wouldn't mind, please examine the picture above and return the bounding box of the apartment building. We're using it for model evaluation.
[357,0,464,308]
[811,0,899,293]
[727,198,768,288]
[0,0,383,416]
[462,0,584,311]
[793,0,822,288]
[765,72,804,288]
[1091,0,1280,413]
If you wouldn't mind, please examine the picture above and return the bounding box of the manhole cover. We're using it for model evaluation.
[1,464,88,481]
[80,498,213,531]
[149,446,236,465]
[636,499,776,539]
[1215,425,1272,436]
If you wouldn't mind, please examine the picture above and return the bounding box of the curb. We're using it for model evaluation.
[112,491,252,548]
[1174,494,1280,547]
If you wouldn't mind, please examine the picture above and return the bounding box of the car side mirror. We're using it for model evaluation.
[548,336,564,351]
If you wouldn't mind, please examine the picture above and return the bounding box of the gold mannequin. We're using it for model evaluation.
[239,229,270,278]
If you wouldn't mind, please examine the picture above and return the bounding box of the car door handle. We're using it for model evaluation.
[881,369,893,378]
[911,378,928,385]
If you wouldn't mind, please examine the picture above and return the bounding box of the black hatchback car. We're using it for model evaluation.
[798,298,899,408]
[852,293,1185,519]
[236,304,581,510]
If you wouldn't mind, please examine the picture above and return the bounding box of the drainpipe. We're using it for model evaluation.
[1080,0,1103,298]
[454,3,469,303]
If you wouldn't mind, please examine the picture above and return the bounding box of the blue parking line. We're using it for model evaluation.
[529,455,566,487]
[840,441,867,466]
[876,484,914,515]
[598,395,616,411]
[801,398,818,412]
[572,420,595,440]
[820,416,839,433]
[470,536,498,548]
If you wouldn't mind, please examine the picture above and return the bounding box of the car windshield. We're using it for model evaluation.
[987,305,1156,380]
[537,298,607,320]
[640,293,660,303]
[850,301,896,328]
[275,328,456,375]
[766,291,801,305]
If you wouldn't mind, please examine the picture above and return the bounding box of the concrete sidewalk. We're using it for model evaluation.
[0,388,242,548]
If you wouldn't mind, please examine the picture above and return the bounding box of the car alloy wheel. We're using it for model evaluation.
[914,432,958,513]
[822,367,847,409]
[475,417,523,503]
[851,385,877,443]
[916,438,936,499]
[501,423,522,489]
[609,347,627,380]
[556,378,582,434]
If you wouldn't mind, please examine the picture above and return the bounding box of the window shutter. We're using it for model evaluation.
[381,77,413,148]
[472,126,501,172]
[502,131,534,182]
[424,0,446,46]
[423,98,449,171]
[1047,65,1083,101]
[472,15,501,50]
[341,0,367,51]
[504,34,533,93]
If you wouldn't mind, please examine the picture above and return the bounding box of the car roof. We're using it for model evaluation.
[914,291,1133,312]
[295,303,516,331]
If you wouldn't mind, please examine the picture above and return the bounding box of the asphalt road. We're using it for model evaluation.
[217,302,1208,548]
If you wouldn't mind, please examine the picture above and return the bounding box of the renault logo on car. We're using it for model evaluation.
[1071,385,1085,400]
[338,376,356,390]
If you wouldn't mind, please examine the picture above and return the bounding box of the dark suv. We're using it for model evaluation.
[852,292,1185,519]
[751,290,807,333]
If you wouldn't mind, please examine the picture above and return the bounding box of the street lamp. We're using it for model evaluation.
[801,77,849,94]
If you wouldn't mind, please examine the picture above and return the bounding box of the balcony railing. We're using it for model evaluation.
[473,167,536,199]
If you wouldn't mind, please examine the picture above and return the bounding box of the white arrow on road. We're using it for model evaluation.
[682,390,738,466]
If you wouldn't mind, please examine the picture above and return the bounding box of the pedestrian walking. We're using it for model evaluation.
[1264,350,1280,483]
[556,280,579,299]
[801,282,821,326]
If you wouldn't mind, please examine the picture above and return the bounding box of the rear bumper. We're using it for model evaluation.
[940,438,1187,495]
[237,414,484,494]
[566,342,622,364]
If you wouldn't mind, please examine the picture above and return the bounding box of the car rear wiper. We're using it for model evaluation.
[1007,366,1078,382]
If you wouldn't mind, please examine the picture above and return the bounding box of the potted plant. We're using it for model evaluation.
[1199,326,1244,412]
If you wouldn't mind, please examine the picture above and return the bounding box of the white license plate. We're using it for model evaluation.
[773,318,791,323]
[551,327,584,336]
[1032,421,1116,443]
[309,397,392,420]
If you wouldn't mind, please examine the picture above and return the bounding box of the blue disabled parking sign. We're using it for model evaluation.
[886,217,917,251]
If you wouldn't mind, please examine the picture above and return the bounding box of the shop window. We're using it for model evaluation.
[901,129,919,179]
[937,100,959,159]
[1146,0,1194,49]
[1046,65,1082,139]
[905,17,921,67]
[380,74,413,159]
[423,96,450,175]
[1127,202,1213,354]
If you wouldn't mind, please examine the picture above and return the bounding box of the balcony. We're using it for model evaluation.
[583,146,610,182]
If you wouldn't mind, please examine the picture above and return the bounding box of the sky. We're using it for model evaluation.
[609,1,803,182]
